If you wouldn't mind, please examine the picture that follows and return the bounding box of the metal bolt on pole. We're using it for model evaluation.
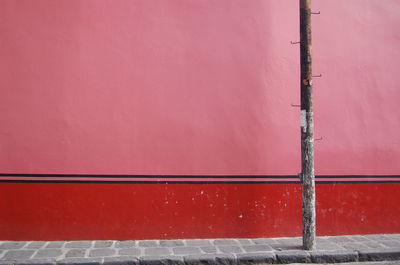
[300,0,316,250]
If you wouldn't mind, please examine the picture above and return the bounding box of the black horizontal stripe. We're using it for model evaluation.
[1,180,399,184]
[0,173,399,178]
[317,175,400,178]
[0,173,296,178]
[0,173,399,184]
[0,180,299,184]
[316,181,400,184]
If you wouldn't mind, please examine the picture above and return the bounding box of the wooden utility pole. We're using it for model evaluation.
[300,0,316,250]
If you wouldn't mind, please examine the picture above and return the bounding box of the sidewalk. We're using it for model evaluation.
[1,234,400,265]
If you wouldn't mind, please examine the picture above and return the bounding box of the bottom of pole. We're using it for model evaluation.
[301,173,316,250]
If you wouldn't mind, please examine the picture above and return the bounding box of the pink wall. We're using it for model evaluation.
[1,0,400,175]
[0,0,400,239]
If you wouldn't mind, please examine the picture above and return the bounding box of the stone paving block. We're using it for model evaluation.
[186,241,212,247]
[159,241,184,247]
[213,240,237,246]
[364,234,394,241]
[341,242,371,251]
[324,236,356,243]
[173,247,202,255]
[236,252,276,264]
[275,250,311,264]
[94,241,114,248]
[275,238,302,245]
[144,248,170,256]
[314,242,344,251]
[310,250,358,263]
[0,242,27,250]
[116,242,136,248]
[385,234,400,240]
[46,242,66,249]
[315,238,331,244]
[349,235,371,242]
[216,246,242,254]
[65,242,92,249]
[118,248,141,256]
[236,240,252,246]
[214,254,237,265]
[104,256,139,265]
[199,247,217,254]
[33,249,63,259]
[363,241,387,249]
[138,241,159,248]
[57,258,102,265]
[0,261,14,265]
[25,242,47,249]
[353,262,400,265]
[358,249,400,261]
[270,243,303,251]
[251,238,278,245]
[2,250,35,260]
[65,249,86,258]
[139,256,184,265]
[184,254,236,265]
[15,259,56,265]
[379,240,400,248]
[242,245,273,252]
[89,248,116,257]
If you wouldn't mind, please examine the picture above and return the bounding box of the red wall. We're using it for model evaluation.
[0,0,400,240]
[1,183,399,240]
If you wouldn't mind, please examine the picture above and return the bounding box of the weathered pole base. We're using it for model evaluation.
[301,173,316,250]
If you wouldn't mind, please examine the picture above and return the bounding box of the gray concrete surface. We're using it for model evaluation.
[0,234,400,265]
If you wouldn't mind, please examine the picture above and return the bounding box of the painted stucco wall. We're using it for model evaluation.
[0,0,399,240]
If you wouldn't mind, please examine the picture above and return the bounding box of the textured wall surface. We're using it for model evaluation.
[0,0,399,240]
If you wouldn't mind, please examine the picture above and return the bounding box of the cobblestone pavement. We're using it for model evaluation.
[1,234,400,265]
[290,260,400,265]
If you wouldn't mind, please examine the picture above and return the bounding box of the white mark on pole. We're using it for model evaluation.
[301,110,307,132]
